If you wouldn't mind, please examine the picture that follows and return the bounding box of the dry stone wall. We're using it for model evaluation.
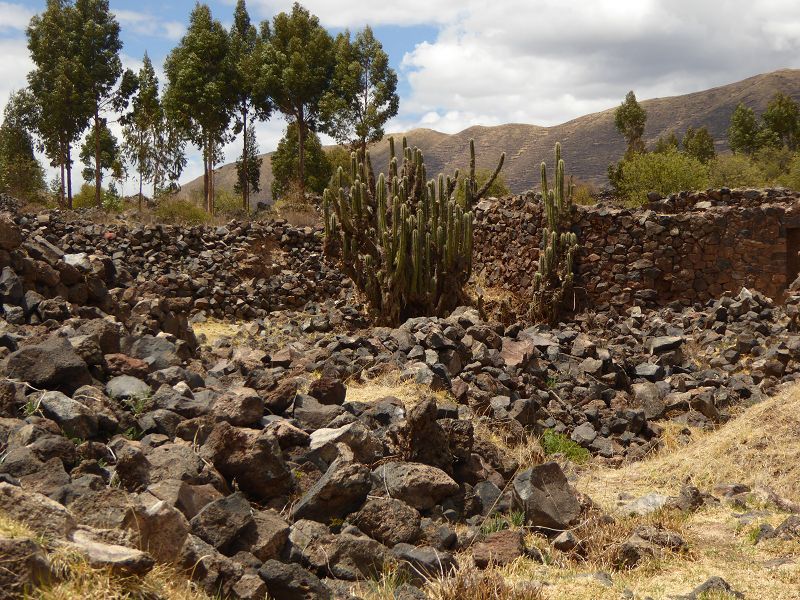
[473,189,800,311]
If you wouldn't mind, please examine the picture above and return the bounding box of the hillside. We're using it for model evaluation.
[180,69,800,203]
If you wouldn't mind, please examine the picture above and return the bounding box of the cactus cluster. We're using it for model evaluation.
[323,137,504,325]
[530,143,579,324]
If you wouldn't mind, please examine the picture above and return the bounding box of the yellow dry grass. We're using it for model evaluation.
[344,369,454,408]
[579,382,800,505]
[191,318,243,346]
[0,515,211,600]
[33,560,213,600]
[0,513,36,539]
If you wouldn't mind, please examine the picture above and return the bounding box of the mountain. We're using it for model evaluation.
[179,69,800,203]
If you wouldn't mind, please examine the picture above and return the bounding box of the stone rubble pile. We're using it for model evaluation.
[2,202,799,599]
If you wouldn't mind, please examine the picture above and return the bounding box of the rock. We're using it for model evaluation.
[128,335,180,371]
[615,525,687,568]
[178,534,243,598]
[308,421,383,464]
[263,377,299,414]
[232,572,269,600]
[0,215,22,250]
[231,509,290,562]
[372,462,459,511]
[471,529,526,568]
[190,492,254,555]
[631,382,665,419]
[620,492,670,516]
[308,375,346,405]
[500,338,536,368]
[552,530,579,552]
[0,536,54,597]
[293,393,346,431]
[6,336,91,394]
[128,499,190,564]
[0,266,23,304]
[511,462,581,530]
[678,576,744,599]
[0,482,76,539]
[292,448,370,522]
[634,362,664,381]
[570,422,597,447]
[390,398,453,474]
[36,391,98,440]
[391,543,457,578]
[649,336,684,354]
[105,375,152,401]
[211,387,263,427]
[351,497,421,546]
[258,559,332,600]
[199,422,293,502]
[66,529,155,576]
[334,534,393,580]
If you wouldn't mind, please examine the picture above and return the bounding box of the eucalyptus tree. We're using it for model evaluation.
[322,26,399,159]
[229,0,271,210]
[26,0,86,206]
[259,3,335,196]
[164,3,235,213]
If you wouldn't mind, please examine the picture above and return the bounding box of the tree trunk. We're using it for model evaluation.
[59,156,65,207]
[66,142,73,209]
[138,171,143,212]
[209,141,215,215]
[242,106,248,212]
[94,110,102,207]
[203,135,209,212]
[297,108,306,198]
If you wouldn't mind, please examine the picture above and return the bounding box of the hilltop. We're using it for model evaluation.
[179,69,800,203]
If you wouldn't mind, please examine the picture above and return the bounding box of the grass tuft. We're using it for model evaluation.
[541,429,590,464]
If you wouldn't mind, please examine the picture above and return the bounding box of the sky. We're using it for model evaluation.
[2,0,800,191]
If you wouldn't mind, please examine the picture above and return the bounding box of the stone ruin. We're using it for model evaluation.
[473,188,800,311]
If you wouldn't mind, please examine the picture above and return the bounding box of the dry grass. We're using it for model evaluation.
[579,383,800,505]
[33,559,213,600]
[191,318,244,346]
[0,513,36,539]
[344,369,454,408]
[0,515,211,600]
[426,565,543,600]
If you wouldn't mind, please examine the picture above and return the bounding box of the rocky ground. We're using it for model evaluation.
[1,199,799,599]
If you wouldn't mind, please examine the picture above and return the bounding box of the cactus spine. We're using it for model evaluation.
[323,138,504,325]
[530,143,579,324]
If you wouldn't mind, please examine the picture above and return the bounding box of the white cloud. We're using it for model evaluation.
[247,0,470,27]
[394,0,800,132]
[113,9,185,41]
[0,2,34,31]
[0,37,33,116]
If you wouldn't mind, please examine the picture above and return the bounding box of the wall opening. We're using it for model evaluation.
[787,228,800,288]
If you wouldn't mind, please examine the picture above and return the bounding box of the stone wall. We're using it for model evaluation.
[473,188,800,311]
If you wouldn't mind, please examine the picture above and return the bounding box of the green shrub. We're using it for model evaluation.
[71,183,123,212]
[572,182,596,206]
[780,152,800,190]
[708,153,765,188]
[754,145,794,184]
[617,149,709,205]
[541,429,590,464]
[154,198,210,225]
[214,189,245,218]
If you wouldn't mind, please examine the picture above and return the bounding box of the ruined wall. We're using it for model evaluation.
[472,189,800,310]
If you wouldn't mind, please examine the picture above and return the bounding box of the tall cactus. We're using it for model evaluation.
[530,143,579,324]
[323,137,505,325]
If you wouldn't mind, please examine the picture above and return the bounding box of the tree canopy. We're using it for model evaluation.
[260,2,335,195]
[614,91,647,155]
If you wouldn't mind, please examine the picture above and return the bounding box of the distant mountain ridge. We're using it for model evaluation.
[179,69,800,204]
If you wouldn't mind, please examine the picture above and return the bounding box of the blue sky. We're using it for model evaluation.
[3,0,800,189]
